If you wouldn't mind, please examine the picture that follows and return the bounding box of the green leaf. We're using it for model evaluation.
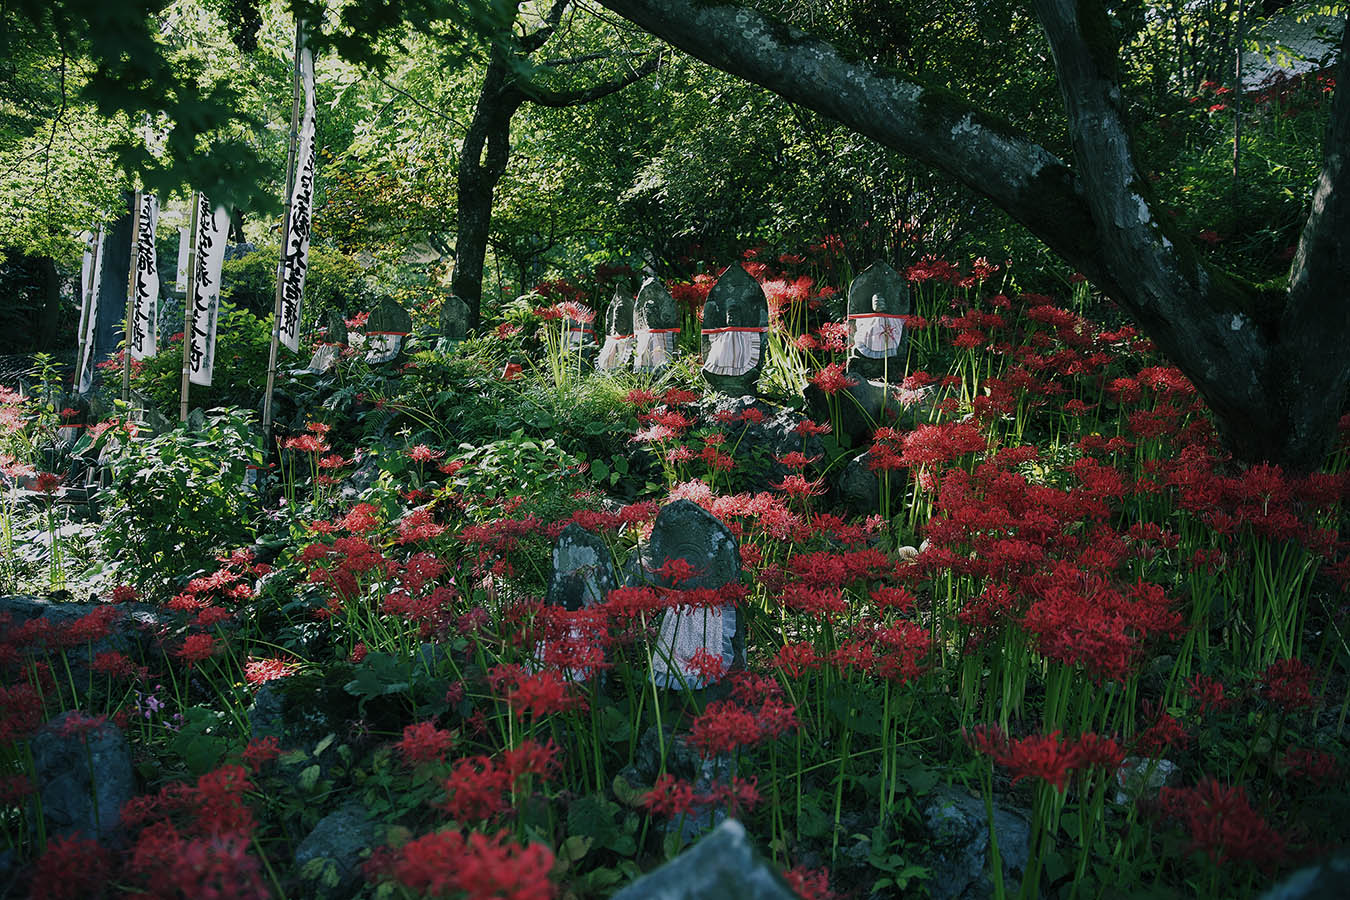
[298,764,322,792]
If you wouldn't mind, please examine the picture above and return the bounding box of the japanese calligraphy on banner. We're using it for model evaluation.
[278,44,317,353]
[129,194,160,360]
[188,196,231,387]
[76,227,105,395]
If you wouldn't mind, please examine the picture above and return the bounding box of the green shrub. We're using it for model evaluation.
[132,304,273,419]
[220,245,371,333]
[95,409,264,595]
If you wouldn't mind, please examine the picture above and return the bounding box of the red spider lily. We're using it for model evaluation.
[1133,706,1190,756]
[379,827,555,900]
[773,473,825,498]
[241,736,281,773]
[795,419,831,438]
[439,756,514,821]
[486,665,585,720]
[641,773,700,818]
[784,865,840,900]
[1280,747,1339,783]
[685,646,728,682]
[624,388,658,407]
[688,698,799,757]
[808,363,855,395]
[1260,658,1319,711]
[30,834,113,900]
[244,657,298,686]
[773,641,822,678]
[35,471,61,494]
[397,721,456,766]
[967,726,1123,792]
[408,443,444,464]
[1157,779,1285,869]
[1186,674,1232,717]
[176,634,218,667]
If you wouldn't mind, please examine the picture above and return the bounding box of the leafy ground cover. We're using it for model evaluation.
[2,245,1348,900]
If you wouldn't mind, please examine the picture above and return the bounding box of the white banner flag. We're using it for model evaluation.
[76,226,105,395]
[278,44,317,353]
[175,226,191,291]
[129,194,160,360]
[188,195,230,386]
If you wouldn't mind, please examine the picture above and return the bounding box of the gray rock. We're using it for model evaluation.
[646,500,743,689]
[701,265,768,397]
[324,309,349,346]
[610,819,798,900]
[548,524,618,611]
[0,595,164,678]
[837,450,881,516]
[339,455,382,502]
[703,396,825,492]
[803,374,901,446]
[633,278,681,374]
[617,724,737,842]
[1260,855,1350,900]
[922,786,1030,900]
[224,242,258,262]
[1112,756,1179,805]
[845,261,911,382]
[31,711,135,843]
[292,801,376,900]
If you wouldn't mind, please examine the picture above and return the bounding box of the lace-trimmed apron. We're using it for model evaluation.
[702,326,767,375]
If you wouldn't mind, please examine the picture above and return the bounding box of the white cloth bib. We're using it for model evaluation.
[633,330,677,372]
[703,331,762,376]
[597,335,635,371]
[850,315,904,359]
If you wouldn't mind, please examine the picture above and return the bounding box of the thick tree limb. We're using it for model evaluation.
[1281,21,1350,458]
[519,51,660,107]
[590,0,1350,468]
[519,0,571,53]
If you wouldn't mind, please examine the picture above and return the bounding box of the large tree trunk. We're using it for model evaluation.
[591,0,1350,470]
[452,51,523,330]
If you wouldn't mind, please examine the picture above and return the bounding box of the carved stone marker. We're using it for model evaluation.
[547,523,618,611]
[701,264,768,396]
[647,500,743,689]
[845,261,910,381]
[598,285,637,372]
[540,524,618,682]
[324,309,349,346]
[633,277,680,373]
[364,298,412,364]
[438,294,471,345]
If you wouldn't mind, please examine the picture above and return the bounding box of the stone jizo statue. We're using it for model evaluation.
[845,261,910,381]
[364,298,413,364]
[633,277,681,373]
[598,285,636,372]
[646,500,744,690]
[701,264,768,396]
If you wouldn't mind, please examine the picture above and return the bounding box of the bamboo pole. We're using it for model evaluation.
[179,194,201,423]
[262,20,305,442]
[122,191,140,404]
